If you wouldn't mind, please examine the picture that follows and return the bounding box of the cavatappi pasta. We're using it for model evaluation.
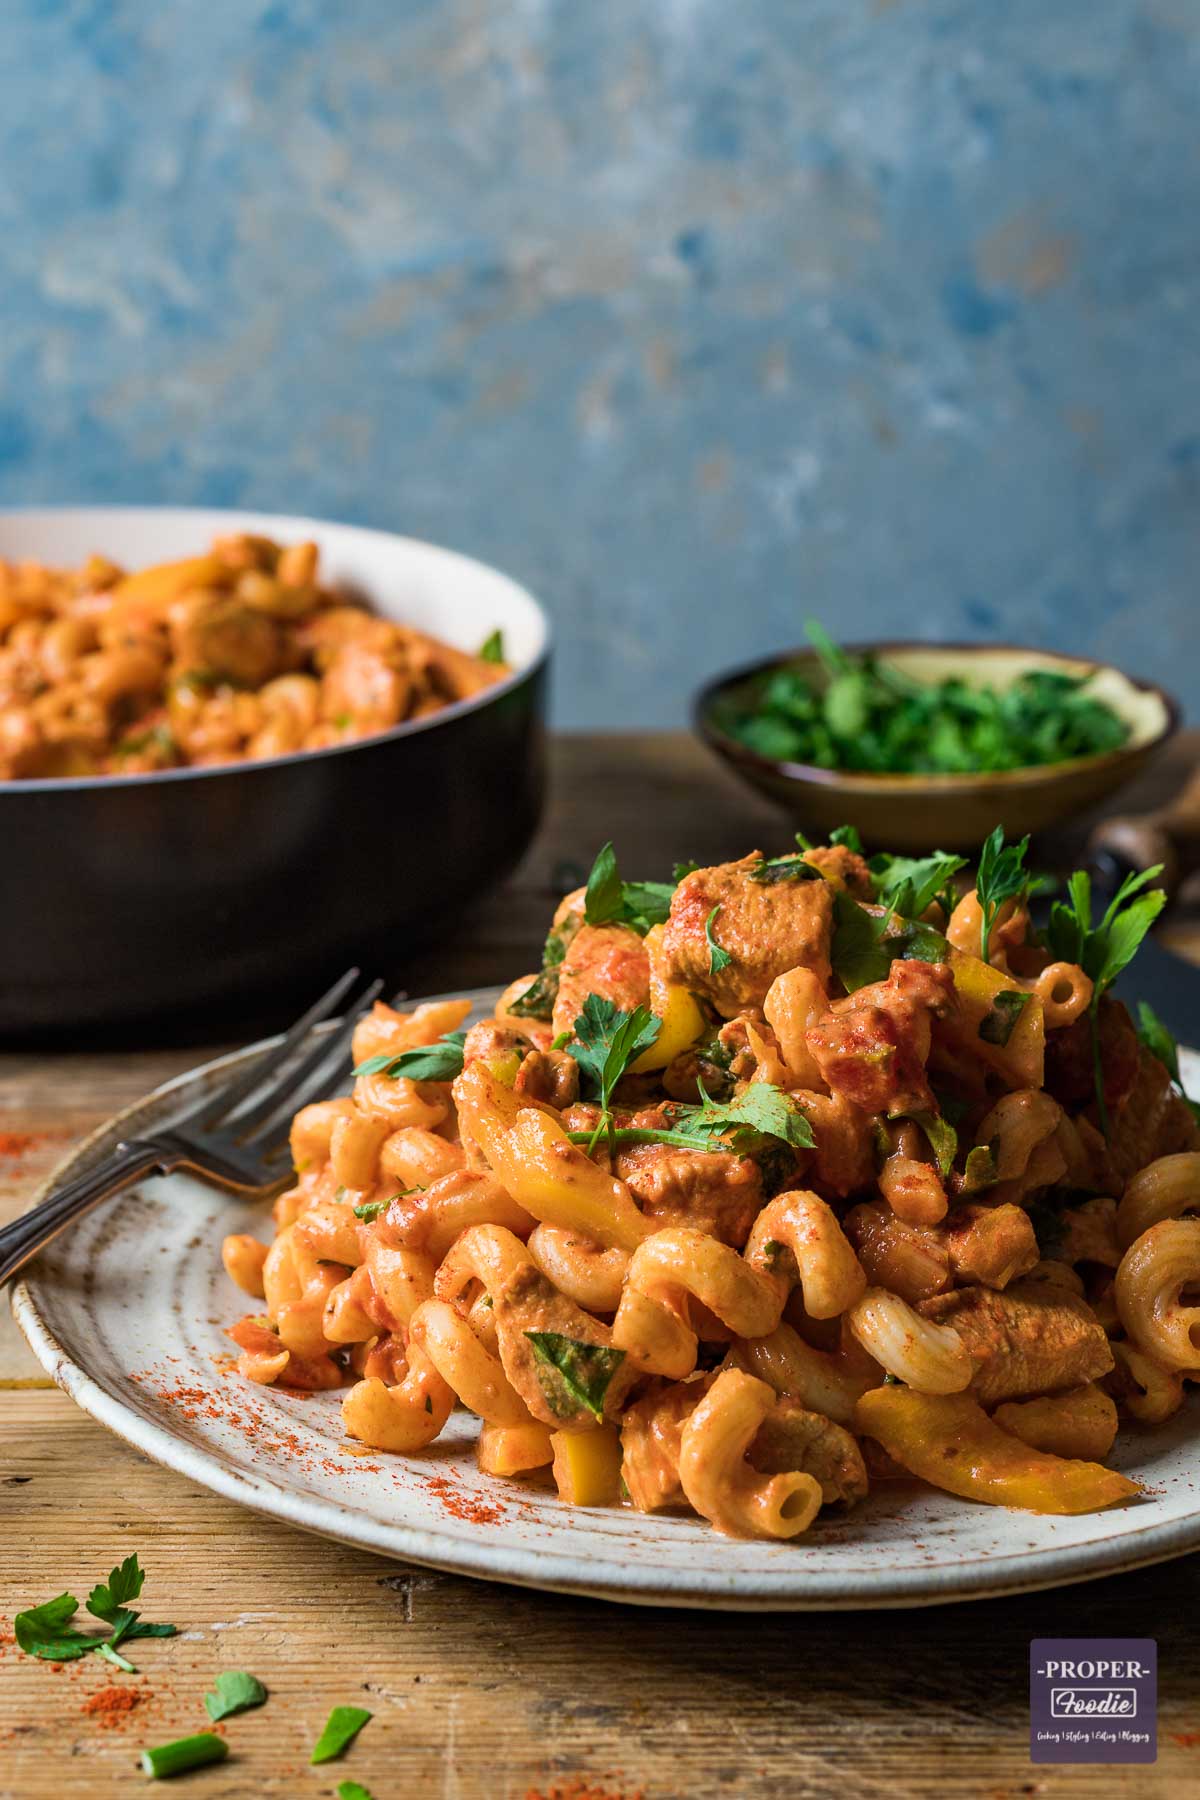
[222,836,1200,1540]
[0,532,507,778]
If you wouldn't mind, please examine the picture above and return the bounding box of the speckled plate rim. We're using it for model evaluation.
[12,1007,1200,1611]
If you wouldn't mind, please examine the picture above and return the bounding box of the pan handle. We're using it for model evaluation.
[0,1140,175,1287]
[1088,764,1200,892]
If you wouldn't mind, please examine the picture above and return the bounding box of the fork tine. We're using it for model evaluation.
[177,967,364,1130]
[231,977,385,1144]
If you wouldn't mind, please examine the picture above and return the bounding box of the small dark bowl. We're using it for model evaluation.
[695,642,1179,853]
[0,507,550,1036]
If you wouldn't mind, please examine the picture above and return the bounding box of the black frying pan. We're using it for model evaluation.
[0,508,549,1039]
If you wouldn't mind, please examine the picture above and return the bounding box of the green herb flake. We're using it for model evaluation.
[479,628,505,664]
[525,1332,626,1420]
[961,1142,1000,1194]
[1136,1002,1200,1125]
[704,905,732,975]
[828,824,864,852]
[338,1785,378,1800]
[354,1029,468,1083]
[976,827,1032,965]
[902,1110,958,1178]
[311,1704,373,1765]
[582,842,677,934]
[979,989,1031,1047]
[748,852,823,885]
[353,1199,389,1223]
[204,1670,268,1722]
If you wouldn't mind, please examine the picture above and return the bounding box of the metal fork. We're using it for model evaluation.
[0,968,384,1287]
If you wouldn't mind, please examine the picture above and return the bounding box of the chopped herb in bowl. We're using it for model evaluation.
[713,622,1132,776]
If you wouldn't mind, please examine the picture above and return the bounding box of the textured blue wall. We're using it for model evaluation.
[1,1,1198,725]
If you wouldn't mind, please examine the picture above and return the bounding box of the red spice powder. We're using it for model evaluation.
[525,1780,645,1800]
[0,1131,42,1160]
[425,1473,505,1525]
[1171,1731,1200,1748]
[82,1686,145,1730]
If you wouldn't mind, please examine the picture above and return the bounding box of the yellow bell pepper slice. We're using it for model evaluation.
[478,1421,555,1477]
[111,554,228,606]
[551,1424,623,1506]
[855,1386,1140,1514]
[947,947,1045,1090]
[630,924,706,1073]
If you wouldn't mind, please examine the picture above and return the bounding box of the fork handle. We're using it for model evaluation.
[0,1139,177,1287]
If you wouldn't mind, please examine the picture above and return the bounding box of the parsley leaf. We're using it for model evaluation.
[704,905,732,975]
[828,824,864,852]
[479,628,505,663]
[508,928,566,1021]
[14,1593,101,1662]
[338,1786,377,1800]
[311,1705,373,1765]
[566,996,660,1148]
[525,1332,626,1420]
[567,1082,814,1157]
[1042,864,1167,1134]
[748,852,823,884]
[353,1199,390,1223]
[902,1110,958,1177]
[86,1553,144,1622]
[205,1670,268,1722]
[979,989,1031,1047]
[976,827,1031,964]
[672,859,699,882]
[870,850,967,921]
[354,1030,468,1083]
[583,843,677,933]
[1136,1002,1200,1125]
[830,891,950,993]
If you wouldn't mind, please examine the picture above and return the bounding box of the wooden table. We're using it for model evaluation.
[5,731,1200,1800]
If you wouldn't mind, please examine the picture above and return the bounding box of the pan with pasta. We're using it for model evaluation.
[221,829,1200,1542]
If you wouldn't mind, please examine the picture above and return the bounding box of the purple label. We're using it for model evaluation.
[1030,1639,1156,1763]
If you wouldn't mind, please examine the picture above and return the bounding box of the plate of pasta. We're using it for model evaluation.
[15,831,1200,1609]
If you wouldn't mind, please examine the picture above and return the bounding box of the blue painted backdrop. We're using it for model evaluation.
[1,1,1198,724]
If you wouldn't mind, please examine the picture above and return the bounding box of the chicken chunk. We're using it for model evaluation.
[843,1200,951,1306]
[750,1395,869,1505]
[801,844,874,898]
[659,853,834,1016]
[614,1141,763,1247]
[805,959,956,1117]
[918,1281,1114,1403]
[943,1202,1040,1290]
[551,923,651,1039]
[620,1376,714,1511]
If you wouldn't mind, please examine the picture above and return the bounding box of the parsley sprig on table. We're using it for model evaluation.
[15,1554,176,1671]
[1043,865,1167,1134]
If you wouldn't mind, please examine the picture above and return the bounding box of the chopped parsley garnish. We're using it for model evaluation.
[870,850,967,922]
[479,628,505,664]
[976,827,1032,965]
[582,842,677,934]
[567,1080,814,1157]
[961,1141,999,1193]
[713,621,1131,774]
[672,859,700,882]
[565,995,661,1149]
[1136,1002,1200,1124]
[354,1030,468,1083]
[830,891,949,993]
[338,1785,378,1800]
[525,1332,626,1419]
[509,928,567,1021]
[828,824,864,852]
[205,1670,268,1722]
[901,1110,957,1177]
[704,905,732,975]
[15,1554,176,1668]
[747,851,823,885]
[353,1199,389,1222]
[979,989,1031,1047]
[1043,864,1166,1134]
[311,1705,373,1765]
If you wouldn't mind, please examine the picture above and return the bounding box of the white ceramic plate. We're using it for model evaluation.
[14,1001,1200,1610]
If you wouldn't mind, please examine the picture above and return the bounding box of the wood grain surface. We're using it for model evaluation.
[4,730,1200,1800]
